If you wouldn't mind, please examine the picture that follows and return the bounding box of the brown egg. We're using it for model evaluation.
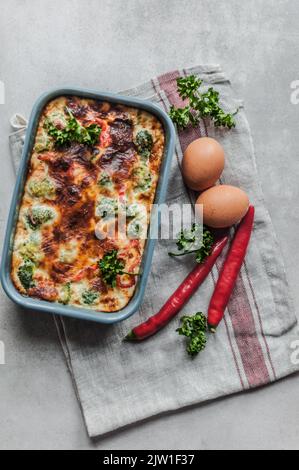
[182,137,225,191]
[195,185,249,228]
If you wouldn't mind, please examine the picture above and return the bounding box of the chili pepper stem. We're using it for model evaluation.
[208,326,217,334]
[124,331,137,341]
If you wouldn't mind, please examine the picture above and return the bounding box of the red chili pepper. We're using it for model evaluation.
[125,235,228,341]
[208,205,255,332]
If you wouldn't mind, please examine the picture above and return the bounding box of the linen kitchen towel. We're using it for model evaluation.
[9,64,299,438]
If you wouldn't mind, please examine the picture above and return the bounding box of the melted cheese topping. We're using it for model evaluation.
[11,96,165,312]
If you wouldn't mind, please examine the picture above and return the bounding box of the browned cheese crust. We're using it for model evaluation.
[11,96,165,311]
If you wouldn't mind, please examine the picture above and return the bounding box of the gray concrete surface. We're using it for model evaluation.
[0,0,299,450]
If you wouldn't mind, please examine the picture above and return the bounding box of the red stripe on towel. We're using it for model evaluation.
[225,275,270,386]
[158,70,271,388]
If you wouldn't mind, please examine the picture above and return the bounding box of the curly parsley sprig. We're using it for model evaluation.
[168,224,214,264]
[45,108,101,147]
[99,250,138,287]
[177,312,207,357]
[169,75,238,130]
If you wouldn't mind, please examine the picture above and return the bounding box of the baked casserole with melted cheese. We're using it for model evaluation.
[11,96,165,312]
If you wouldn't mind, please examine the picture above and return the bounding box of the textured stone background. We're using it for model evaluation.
[0,0,298,449]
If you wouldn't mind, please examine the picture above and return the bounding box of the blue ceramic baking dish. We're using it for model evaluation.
[0,88,175,324]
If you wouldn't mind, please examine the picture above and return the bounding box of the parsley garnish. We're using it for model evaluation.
[169,224,214,264]
[169,75,238,129]
[177,312,207,357]
[45,108,101,147]
[99,250,136,287]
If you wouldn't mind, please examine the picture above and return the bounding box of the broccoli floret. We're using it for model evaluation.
[81,289,98,305]
[59,282,71,305]
[18,260,35,290]
[28,178,55,199]
[133,164,152,192]
[134,130,153,159]
[47,110,68,129]
[98,173,113,188]
[58,243,78,263]
[19,240,41,264]
[34,129,51,153]
[126,203,141,218]
[26,206,54,230]
[96,197,118,218]
[127,219,144,239]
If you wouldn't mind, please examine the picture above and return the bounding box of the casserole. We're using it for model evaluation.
[0,88,175,324]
